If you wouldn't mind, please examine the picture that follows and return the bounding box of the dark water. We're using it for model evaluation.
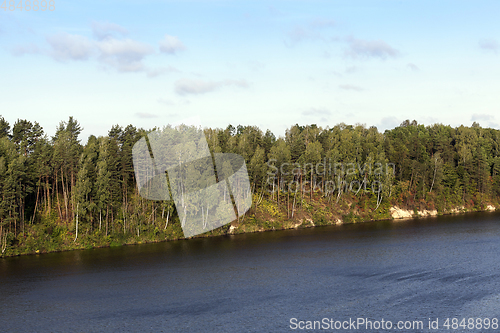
[1,212,500,332]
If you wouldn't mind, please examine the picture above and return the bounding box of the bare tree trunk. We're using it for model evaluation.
[106,205,109,236]
[375,187,383,211]
[277,175,280,208]
[31,178,42,224]
[74,203,79,242]
[71,172,75,222]
[272,177,275,201]
[310,172,312,202]
[43,176,47,213]
[287,185,290,219]
[1,225,8,254]
[292,182,298,218]
[46,175,51,215]
[20,191,25,233]
[152,202,155,225]
[430,157,437,193]
[336,176,343,204]
[55,171,62,222]
[300,173,303,208]
[256,182,265,207]
[123,197,126,234]
[164,211,170,230]
[1,225,4,254]
[61,167,68,221]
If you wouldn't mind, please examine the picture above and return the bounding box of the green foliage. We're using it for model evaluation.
[2,115,500,257]
[342,211,356,224]
[312,211,327,225]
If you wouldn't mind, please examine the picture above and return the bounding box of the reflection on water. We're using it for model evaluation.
[1,212,500,332]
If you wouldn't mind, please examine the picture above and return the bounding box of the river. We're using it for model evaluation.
[1,212,500,332]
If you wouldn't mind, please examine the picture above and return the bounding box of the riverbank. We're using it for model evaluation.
[2,191,498,258]
[5,209,500,333]
[225,194,498,236]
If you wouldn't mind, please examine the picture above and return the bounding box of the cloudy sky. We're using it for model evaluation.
[1,0,500,140]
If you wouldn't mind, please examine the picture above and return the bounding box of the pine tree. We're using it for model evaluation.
[95,137,112,234]
[0,116,11,139]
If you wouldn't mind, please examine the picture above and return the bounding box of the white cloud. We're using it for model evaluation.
[302,107,331,122]
[175,79,219,95]
[9,20,184,80]
[159,35,186,54]
[174,78,248,95]
[224,79,249,88]
[286,17,336,45]
[248,60,265,72]
[157,98,175,105]
[479,39,499,53]
[407,63,419,71]
[471,113,495,122]
[46,31,155,73]
[97,38,154,72]
[135,112,158,119]
[329,70,342,77]
[46,33,94,61]
[92,21,128,40]
[345,37,400,60]
[378,117,400,131]
[147,66,180,78]
[11,43,40,56]
[339,84,364,92]
[470,113,498,128]
[23,23,186,76]
[302,108,331,116]
[310,18,336,29]
[287,26,320,43]
[345,66,357,74]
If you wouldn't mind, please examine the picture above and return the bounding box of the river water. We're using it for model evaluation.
[1,212,500,332]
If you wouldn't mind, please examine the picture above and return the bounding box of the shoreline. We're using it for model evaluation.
[1,204,498,259]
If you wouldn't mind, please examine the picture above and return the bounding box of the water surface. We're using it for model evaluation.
[1,212,500,332]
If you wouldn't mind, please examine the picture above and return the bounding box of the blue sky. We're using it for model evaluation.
[1,0,500,140]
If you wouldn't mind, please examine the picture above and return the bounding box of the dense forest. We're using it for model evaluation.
[1,115,500,256]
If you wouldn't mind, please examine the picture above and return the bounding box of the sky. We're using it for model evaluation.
[1,0,500,141]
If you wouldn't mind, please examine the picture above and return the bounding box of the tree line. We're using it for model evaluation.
[1,116,500,254]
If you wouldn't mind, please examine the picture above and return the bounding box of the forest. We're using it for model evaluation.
[1,115,500,256]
